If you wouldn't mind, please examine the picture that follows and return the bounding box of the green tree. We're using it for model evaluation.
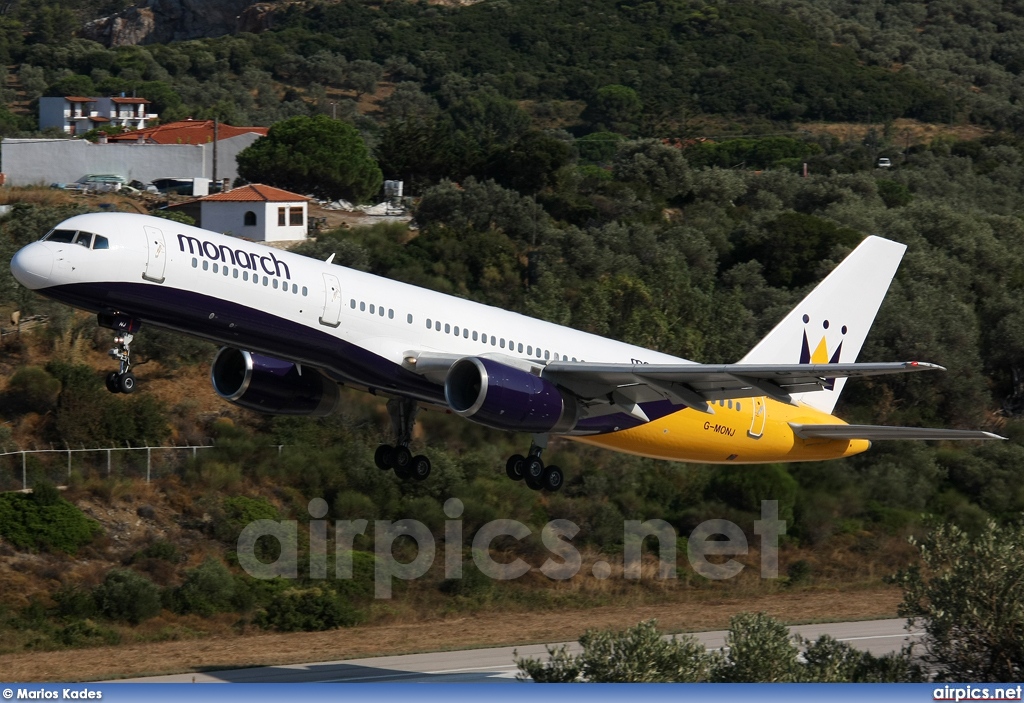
[516,620,715,682]
[237,115,383,202]
[892,517,1024,681]
[92,569,162,625]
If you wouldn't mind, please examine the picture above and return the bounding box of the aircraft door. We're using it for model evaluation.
[319,272,342,327]
[142,225,167,283]
[748,396,767,438]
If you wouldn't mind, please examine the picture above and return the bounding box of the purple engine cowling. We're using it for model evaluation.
[211,347,340,417]
[444,357,578,433]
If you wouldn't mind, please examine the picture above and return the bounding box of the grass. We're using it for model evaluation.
[0,584,903,682]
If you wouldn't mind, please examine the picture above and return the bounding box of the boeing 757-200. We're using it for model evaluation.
[9,213,1003,491]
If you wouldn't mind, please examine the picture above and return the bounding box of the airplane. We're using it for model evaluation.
[9,212,1003,491]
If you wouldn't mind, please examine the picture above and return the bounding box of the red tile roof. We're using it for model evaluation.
[110,97,150,104]
[107,119,268,145]
[65,96,94,103]
[200,184,309,203]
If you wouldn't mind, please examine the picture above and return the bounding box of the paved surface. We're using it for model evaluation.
[119,618,921,683]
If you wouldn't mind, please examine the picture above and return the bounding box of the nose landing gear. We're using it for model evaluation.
[374,397,432,481]
[99,314,140,394]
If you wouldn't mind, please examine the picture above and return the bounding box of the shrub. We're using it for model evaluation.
[891,517,1024,681]
[7,366,61,412]
[92,569,162,625]
[255,587,363,631]
[169,558,235,616]
[131,540,179,563]
[0,491,102,554]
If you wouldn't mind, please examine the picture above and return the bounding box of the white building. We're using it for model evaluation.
[198,184,309,242]
[39,96,157,135]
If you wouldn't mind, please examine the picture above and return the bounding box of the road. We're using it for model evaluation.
[119,618,921,683]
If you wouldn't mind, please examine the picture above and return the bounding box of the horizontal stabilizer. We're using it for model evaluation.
[790,423,1005,441]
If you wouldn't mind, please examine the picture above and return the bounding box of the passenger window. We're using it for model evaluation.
[292,284,298,294]
[379,306,384,317]
[408,314,413,324]
[389,309,394,319]
[426,318,432,329]
[203,261,209,271]
[360,302,366,312]
[527,346,533,355]
[370,304,375,314]
[728,400,733,409]
[500,339,505,349]
[192,258,198,268]
[445,323,450,334]
[263,276,268,286]
[518,343,523,353]
[472,331,478,341]
[302,286,308,296]
[463,328,469,338]
[454,326,460,336]
[544,350,550,360]
[490,335,496,345]
[243,271,248,281]
[572,357,577,362]
[435,321,441,331]
[736,402,742,412]
[92,235,108,250]
[223,266,229,276]
[273,278,278,289]
[213,263,219,273]
[232,269,238,278]
[351,299,356,309]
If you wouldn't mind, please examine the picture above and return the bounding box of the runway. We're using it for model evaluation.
[120,618,921,683]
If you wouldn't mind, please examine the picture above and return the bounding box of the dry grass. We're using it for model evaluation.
[800,118,989,146]
[0,585,902,682]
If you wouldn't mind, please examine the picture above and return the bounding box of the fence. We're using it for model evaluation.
[0,443,286,491]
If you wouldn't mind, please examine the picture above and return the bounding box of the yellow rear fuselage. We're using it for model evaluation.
[572,397,870,464]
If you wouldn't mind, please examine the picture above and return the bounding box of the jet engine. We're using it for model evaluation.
[211,347,339,416]
[444,356,577,433]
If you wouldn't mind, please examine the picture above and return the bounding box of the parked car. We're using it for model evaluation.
[877,157,892,168]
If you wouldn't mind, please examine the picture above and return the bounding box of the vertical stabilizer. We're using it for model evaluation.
[738,236,906,414]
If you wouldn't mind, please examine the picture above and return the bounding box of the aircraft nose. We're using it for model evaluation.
[10,243,53,289]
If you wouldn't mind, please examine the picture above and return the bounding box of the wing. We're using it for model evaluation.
[402,351,942,418]
[790,423,1005,441]
[541,360,942,414]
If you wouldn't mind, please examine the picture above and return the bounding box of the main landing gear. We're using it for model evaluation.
[374,397,432,481]
[99,314,142,395]
[505,436,563,492]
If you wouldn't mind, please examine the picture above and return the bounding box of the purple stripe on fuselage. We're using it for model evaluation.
[38,281,686,434]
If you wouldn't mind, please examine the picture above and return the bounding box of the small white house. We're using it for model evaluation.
[199,184,310,242]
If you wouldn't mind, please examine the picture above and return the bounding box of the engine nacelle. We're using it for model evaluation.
[444,357,577,433]
[211,347,340,417]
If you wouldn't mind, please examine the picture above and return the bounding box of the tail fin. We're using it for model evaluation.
[738,235,907,414]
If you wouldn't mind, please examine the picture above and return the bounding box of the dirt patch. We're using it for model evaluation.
[0,586,902,681]
[801,118,989,146]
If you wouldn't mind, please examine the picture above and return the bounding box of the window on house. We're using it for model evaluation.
[278,207,286,226]
[289,207,303,227]
[244,211,257,226]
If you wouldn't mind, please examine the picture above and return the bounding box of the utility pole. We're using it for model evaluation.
[212,117,219,187]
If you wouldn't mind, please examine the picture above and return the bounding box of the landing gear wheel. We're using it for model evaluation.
[392,445,413,470]
[374,445,394,471]
[543,465,564,492]
[525,456,545,483]
[525,472,544,491]
[505,454,525,481]
[393,461,412,480]
[411,455,431,481]
[105,372,122,394]
[118,372,136,394]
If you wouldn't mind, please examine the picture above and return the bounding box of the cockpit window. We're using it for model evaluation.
[93,235,109,250]
[45,229,76,243]
[73,232,92,248]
